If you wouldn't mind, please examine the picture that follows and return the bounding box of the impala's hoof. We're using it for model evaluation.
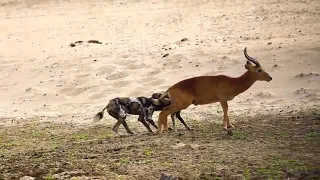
[227,124,235,129]
[187,127,194,131]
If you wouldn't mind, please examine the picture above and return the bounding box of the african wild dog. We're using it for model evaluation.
[94,96,161,134]
[94,93,193,135]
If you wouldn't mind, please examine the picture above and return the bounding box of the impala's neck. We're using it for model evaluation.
[234,71,257,96]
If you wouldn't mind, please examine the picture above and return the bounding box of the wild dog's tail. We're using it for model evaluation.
[93,105,108,122]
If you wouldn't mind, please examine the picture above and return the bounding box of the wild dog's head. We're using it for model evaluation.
[151,92,171,106]
[151,92,162,99]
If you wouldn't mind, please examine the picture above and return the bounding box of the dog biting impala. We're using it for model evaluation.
[93,92,192,134]
[156,47,273,133]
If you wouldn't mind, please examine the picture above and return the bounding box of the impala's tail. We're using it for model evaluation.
[157,89,170,101]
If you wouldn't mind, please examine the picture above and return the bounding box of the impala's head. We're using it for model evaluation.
[244,47,272,82]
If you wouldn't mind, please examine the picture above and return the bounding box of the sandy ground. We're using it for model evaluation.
[0,0,320,179]
[0,0,319,122]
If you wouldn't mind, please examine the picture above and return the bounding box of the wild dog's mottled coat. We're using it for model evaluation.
[95,97,159,134]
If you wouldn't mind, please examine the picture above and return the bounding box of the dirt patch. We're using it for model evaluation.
[0,109,319,180]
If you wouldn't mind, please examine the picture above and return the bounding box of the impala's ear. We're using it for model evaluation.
[245,61,254,71]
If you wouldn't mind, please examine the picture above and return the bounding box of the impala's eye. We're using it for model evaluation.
[257,69,262,73]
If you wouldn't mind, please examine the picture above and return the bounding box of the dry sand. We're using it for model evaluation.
[0,0,319,125]
[0,0,320,179]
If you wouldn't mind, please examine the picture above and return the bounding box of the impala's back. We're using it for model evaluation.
[170,75,236,105]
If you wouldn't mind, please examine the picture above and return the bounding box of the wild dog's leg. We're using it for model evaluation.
[122,121,134,134]
[220,101,229,130]
[175,111,193,130]
[170,113,176,133]
[146,118,158,129]
[112,117,125,134]
[111,105,127,134]
[138,115,154,133]
[146,108,158,129]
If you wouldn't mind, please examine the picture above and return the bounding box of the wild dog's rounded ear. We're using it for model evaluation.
[151,93,162,99]
[245,61,254,70]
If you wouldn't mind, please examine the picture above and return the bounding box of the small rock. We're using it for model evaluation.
[93,59,97,61]
[70,176,90,180]
[181,38,188,42]
[160,173,181,180]
[19,176,35,180]
[88,40,102,44]
[163,53,169,58]
[267,42,272,45]
[70,43,76,47]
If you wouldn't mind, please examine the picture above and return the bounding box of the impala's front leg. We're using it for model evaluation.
[220,101,229,130]
[227,116,235,129]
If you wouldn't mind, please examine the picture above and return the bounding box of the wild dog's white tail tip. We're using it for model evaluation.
[92,113,102,123]
[92,106,108,123]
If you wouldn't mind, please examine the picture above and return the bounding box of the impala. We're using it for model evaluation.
[156,47,272,133]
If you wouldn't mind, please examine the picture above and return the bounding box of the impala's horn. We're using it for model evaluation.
[244,47,260,67]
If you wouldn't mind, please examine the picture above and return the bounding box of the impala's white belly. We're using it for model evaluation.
[226,95,236,101]
[193,95,235,105]
[193,99,219,105]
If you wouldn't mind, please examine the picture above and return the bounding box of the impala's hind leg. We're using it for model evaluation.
[159,104,190,133]
[175,111,193,130]
[158,90,193,133]
[158,104,180,133]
